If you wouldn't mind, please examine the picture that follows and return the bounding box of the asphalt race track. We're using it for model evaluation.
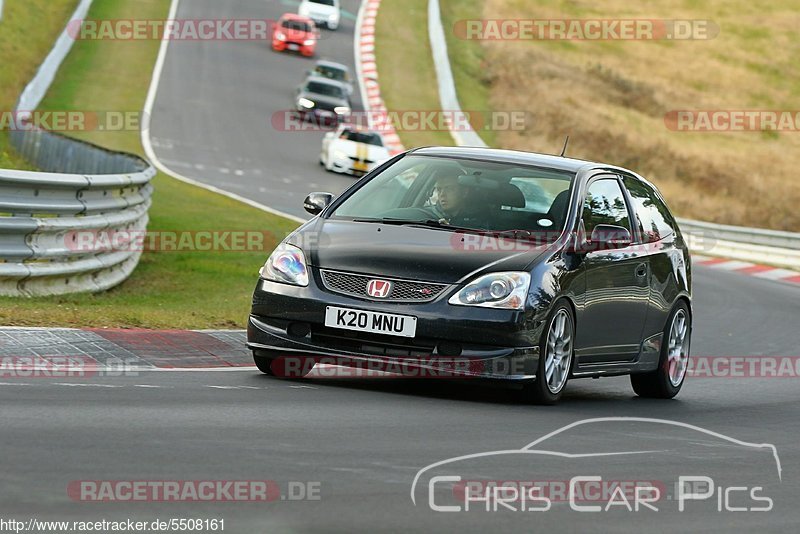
[148,0,365,220]
[2,0,799,532]
[2,265,800,532]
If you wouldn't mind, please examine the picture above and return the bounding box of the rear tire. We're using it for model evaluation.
[519,301,574,405]
[631,301,691,399]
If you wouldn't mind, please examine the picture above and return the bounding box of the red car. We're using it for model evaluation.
[272,14,318,57]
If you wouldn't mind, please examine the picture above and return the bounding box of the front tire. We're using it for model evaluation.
[631,301,691,399]
[253,352,315,378]
[520,302,574,405]
[253,352,276,376]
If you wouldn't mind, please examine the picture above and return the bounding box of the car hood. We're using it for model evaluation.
[299,91,348,110]
[280,28,313,41]
[329,139,390,162]
[291,219,550,284]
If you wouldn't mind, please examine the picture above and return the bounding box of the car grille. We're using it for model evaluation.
[320,270,449,302]
[349,156,375,164]
[314,101,339,112]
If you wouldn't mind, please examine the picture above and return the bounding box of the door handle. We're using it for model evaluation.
[635,263,648,278]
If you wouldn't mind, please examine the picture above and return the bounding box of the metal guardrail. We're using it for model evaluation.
[677,218,800,270]
[677,218,800,251]
[1,128,155,296]
[1,0,157,296]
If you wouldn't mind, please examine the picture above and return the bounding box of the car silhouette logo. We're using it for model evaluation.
[367,279,393,298]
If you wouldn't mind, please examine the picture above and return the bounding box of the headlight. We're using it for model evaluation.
[298,97,315,109]
[275,31,286,41]
[303,39,316,46]
[334,106,351,115]
[448,272,530,310]
[329,13,338,21]
[260,243,309,287]
[333,150,348,161]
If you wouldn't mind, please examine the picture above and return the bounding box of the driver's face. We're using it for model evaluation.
[434,178,467,214]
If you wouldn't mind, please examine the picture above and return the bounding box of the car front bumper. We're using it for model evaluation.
[247,277,542,380]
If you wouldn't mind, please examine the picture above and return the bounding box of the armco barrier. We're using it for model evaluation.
[1,0,156,296]
[677,218,800,270]
[1,128,155,297]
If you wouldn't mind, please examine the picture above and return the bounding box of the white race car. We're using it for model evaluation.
[320,125,390,177]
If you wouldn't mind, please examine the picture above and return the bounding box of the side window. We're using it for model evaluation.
[622,176,675,243]
[582,178,631,238]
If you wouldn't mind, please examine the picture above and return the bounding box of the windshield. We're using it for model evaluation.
[282,19,313,32]
[310,0,336,5]
[315,65,348,82]
[342,130,383,146]
[306,81,344,98]
[331,155,574,239]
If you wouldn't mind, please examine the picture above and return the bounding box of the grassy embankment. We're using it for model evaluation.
[377,0,800,231]
[0,0,78,169]
[0,0,299,327]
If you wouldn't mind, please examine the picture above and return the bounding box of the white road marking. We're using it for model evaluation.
[55,383,124,388]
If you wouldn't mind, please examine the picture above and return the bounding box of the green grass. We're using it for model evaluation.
[374,0,452,148]
[0,0,79,169]
[0,0,299,328]
[440,0,496,146]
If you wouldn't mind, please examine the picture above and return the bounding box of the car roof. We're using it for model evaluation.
[315,60,349,72]
[304,75,348,89]
[409,146,634,176]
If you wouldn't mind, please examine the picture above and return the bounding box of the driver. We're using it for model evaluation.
[431,175,487,228]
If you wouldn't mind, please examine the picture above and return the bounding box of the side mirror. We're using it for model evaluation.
[304,192,334,215]
[588,224,632,251]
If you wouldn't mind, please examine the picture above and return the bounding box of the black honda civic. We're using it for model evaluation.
[247,147,692,404]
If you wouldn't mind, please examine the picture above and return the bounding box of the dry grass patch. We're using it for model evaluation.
[476,0,800,230]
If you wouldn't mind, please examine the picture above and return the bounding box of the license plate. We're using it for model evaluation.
[353,162,369,172]
[325,306,417,338]
[287,44,300,51]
